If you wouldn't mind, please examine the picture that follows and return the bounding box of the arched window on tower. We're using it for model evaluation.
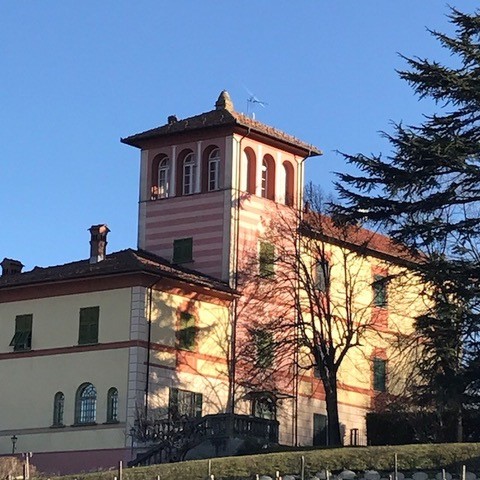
[182,152,197,195]
[244,148,256,195]
[151,154,170,199]
[261,155,275,200]
[158,157,170,198]
[208,148,221,191]
[75,383,97,424]
[202,146,221,192]
[283,161,295,206]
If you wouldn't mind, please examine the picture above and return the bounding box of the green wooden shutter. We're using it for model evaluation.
[254,329,274,368]
[177,312,196,350]
[173,238,193,263]
[373,275,388,307]
[373,358,387,392]
[259,242,275,277]
[194,392,203,418]
[315,260,330,291]
[79,307,99,344]
[9,314,33,351]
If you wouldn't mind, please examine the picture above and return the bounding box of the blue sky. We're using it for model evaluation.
[1,1,478,270]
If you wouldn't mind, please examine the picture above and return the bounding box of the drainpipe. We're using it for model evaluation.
[144,278,158,419]
[229,127,251,415]
[293,154,309,446]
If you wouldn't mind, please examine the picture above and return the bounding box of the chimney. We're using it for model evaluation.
[89,224,110,264]
[167,115,178,125]
[1,258,24,276]
[215,90,234,111]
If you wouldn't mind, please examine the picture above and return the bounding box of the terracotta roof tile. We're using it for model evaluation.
[121,93,321,156]
[0,249,235,294]
[302,213,420,264]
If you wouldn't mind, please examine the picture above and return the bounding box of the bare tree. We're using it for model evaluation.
[235,185,414,446]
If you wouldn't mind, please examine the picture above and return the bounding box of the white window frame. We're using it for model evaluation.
[158,157,170,198]
[208,148,220,191]
[183,153,196,195]
[261,160,268,198]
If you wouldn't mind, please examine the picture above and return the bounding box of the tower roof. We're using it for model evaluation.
[121,91,322,156]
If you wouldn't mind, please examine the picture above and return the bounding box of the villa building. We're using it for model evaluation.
[0,92,422,474]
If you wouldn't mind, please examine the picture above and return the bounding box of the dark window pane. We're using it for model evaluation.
[53,392,65,426]
[107,387,119,422]
[169,387,202,419]
[75,383,97,424]
[313,413,327,446]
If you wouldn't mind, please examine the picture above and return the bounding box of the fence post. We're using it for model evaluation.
[118,460,123,480]
[394,453,398,480]
[301,456,305,480]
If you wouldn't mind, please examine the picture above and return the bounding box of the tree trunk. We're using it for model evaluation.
[456,408,463,443]
[325,382,342,446]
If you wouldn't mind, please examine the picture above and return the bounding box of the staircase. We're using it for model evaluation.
[128,413,279,467]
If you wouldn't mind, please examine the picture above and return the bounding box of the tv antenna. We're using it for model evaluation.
[244,86,268,118]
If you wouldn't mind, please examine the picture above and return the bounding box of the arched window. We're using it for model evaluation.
[183,152,197,195]
[53,391,65,426]
[75,383,97,424]
[208,148,221,191]
[106,387,119,423]
[157,157,170,198]
[244,148,256,194]
[261,160,268,197]
[261,155,275,200]
[283,161,295,206]
[151,154,170,199]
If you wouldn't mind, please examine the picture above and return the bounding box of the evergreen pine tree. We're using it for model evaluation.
[334,7,480,441]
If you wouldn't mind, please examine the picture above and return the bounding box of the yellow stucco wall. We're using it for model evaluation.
[0,288,132,455]
[145,290,231,415]
[0,289,132,351]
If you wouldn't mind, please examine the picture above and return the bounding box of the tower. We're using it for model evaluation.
[122,91,321,283]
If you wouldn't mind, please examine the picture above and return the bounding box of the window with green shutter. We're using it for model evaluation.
[315,259,330,291]
[78,306,99,345]
[169,387,203,419]
[259,242,275,278]
[177,312,196,350]
[373,357,387,392]
[173,238,193,263]
[252,328,275,368]
[372,274,388,307]
[9,314,33,351]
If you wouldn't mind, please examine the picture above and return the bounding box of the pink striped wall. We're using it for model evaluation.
[143,190,231,280]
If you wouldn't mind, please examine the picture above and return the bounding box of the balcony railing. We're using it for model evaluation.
[130,413,279,466]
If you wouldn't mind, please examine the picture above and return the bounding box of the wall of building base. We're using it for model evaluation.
[295,395,367,447]
[0,447,131,476]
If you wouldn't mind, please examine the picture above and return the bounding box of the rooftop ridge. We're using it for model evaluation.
[121,91,322,155]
